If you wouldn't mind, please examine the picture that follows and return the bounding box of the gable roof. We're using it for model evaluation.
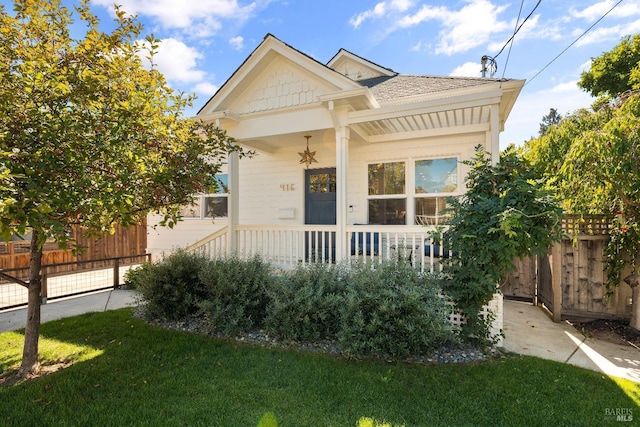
[198,33,362,116]
[327,48,397,81]
[361,75,507,104]
[198,33,522,119]
[196,33,524,150]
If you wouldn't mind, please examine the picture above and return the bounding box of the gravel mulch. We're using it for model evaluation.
[134,306,500,365]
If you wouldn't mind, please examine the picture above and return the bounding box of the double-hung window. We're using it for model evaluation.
[366,157,459,225]
[180,174,229,219]
[367,162,406,225]
[414,157,457,225]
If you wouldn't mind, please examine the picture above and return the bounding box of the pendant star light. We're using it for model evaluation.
[299,135,318,168]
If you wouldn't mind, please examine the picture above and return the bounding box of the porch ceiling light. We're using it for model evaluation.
[299,135,318,168]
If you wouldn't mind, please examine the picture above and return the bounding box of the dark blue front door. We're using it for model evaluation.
[305,168,336,261]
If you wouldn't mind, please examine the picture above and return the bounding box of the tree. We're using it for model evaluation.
[558,94,640,328]
[0,0,245,377]
[579,34,640,102]
[538,108,562,136]
[523,34,640,329]
[441,146,561,343]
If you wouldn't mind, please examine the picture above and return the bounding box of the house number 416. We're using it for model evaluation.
[280,184,295,191]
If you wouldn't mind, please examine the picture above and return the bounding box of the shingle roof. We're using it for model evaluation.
[359,74,507,102]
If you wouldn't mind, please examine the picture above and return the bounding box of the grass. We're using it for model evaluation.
[1,309,639,426]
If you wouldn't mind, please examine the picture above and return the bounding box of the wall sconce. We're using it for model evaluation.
[298,135,318,168]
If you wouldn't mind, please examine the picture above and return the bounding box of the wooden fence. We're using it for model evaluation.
[0,221,147,275]
[502,215,633,321]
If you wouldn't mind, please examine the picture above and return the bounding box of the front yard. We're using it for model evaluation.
[1,308,638,426]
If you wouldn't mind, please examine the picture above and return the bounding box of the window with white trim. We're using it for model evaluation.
[180,174,229,219]
[414,157,458,225]
[366,157,460,226]
[367,162,406,225]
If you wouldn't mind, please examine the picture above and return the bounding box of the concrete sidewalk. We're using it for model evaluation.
[1,291,639,383]
[0,289,138,333]
[503,300,640,383]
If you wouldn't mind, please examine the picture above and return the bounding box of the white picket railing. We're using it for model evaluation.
[185,224,452,272]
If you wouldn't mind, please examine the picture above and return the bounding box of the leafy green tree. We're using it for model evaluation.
[525,108,608,196]
[524,33,640,329]
[579,34,640,102]
[558,94,640,328]
[441,146,562,343]
[538,108,562,136]
[0,0,244,377]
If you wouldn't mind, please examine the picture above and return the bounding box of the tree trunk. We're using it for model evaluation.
[626,272,640,331]
[17,230,44,378]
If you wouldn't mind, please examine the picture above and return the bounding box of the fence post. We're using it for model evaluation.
[550,242,562,323]
[41,269,48,305]
[113,258,120,289]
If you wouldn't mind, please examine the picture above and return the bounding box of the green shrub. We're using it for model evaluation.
[264,263,347,341]
[132,250,210,320]
[197,255,271,335]
[123,263,148,290]
[338,261,457,359]
[131,253,459,360]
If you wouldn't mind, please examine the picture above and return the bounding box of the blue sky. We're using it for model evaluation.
[4,0,640,148]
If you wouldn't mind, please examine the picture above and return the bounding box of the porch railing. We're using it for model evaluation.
[185,224,452,273]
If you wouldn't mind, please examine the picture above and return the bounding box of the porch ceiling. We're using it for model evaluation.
[351,104,491,142]
[223,102,493,152]
[208,83,519,151]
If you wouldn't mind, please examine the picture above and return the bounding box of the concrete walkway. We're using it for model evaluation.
[1,291,639,383]
[0,289,138,333]
[503,300,640,383]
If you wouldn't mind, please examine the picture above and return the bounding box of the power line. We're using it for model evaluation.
[481,0,541,78]
[524,0,625,87]
[501,0,526,79]
[494,0,542,60]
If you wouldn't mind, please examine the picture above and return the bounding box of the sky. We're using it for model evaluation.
[4,0,640,148]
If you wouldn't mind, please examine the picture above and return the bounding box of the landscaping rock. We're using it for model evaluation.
[134,306,496,364]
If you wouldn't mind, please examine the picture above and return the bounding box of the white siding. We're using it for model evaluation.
[147,131,487,256]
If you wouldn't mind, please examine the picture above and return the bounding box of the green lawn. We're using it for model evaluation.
[1,309,638,426]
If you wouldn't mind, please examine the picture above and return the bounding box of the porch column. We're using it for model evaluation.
[228,150,240,256]
[488,103,500,166]
[335,126,349,261]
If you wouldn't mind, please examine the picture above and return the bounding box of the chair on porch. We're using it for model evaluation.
[350,225,379,256]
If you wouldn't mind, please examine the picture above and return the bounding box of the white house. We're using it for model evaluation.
[147,33,524,272]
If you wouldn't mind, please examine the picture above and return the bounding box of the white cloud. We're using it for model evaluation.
[397,0,511,55]
[350,0,414,28]
[450,61,482,77]
[93,0,257,37]
[571,0,640,21]
[229,36,244,50]
[150,38,206,84]
[194,82,219,96]
[578,59,592,74]
[574,19,640,47]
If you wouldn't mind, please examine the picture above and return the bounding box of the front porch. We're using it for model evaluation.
[186,224,451,273]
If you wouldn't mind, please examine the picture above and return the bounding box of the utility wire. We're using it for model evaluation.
[481,0,541,78]
[525,0,625,87]
[494,0,542,60]
[501,0,526,79]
